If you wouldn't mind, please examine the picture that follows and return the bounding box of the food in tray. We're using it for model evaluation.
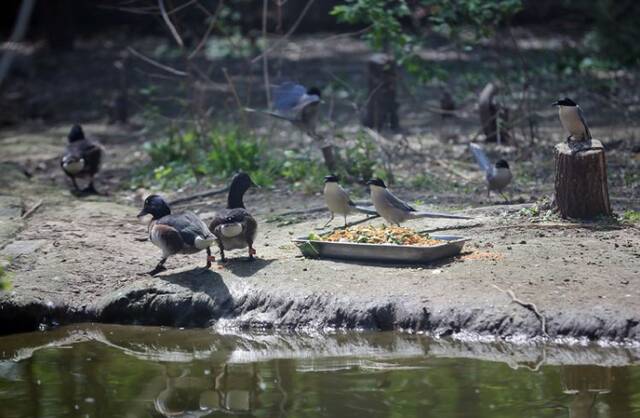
[307,225,443,246]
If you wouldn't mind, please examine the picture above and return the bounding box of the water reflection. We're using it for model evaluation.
[0,324,638,418]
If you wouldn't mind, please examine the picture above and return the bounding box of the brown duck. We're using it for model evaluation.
[137,195,215,275]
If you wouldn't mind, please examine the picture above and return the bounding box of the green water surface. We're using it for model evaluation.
[0,324,639,418]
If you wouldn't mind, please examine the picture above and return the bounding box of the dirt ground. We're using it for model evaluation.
[0,32,639,340]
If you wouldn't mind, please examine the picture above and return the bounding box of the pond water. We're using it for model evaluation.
[0,324,639,418]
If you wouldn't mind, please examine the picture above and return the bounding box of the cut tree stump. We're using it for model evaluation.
[363,53,399,131]
[554,140,612,219]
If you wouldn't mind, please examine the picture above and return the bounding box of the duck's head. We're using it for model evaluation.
[552,97,576,107]
[228,172,258,209]
[324,174,339,183]
[138,195,171,219]
[366,178,387,188]
[68,124,85,142]
[495,159,510,169]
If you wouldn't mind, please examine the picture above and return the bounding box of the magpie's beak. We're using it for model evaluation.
[137,208,148,218]
[552,100,560,106]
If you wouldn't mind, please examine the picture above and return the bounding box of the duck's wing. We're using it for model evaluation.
[469,143,491,174]
[210,208,256,238]
[159,212,212,247]
[577,105,592,140]
[79,139,103,173]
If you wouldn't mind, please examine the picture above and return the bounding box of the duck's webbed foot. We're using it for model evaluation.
[248,245,256,261]
[206,247,215,268]
[82,181,100,195]
[144,258,167,276]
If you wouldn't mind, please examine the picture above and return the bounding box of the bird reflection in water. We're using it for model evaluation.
[561,366,612,418]
[154,363,263,417]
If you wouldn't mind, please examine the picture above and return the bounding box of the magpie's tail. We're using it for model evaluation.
[353,205,378,216]
[411,211,472,220]
[244,107,293,121]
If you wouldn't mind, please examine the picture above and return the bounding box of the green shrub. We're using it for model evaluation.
[136,125,333,191]
[138,125,271,188]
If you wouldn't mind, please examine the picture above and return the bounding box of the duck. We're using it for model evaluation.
[60,124,103,194]
[137,195,215,275]
[209,172,258,262]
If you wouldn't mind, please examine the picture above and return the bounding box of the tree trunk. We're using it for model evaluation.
[363,53,399,132]
[44,0,75,51]
[554,140,612,219]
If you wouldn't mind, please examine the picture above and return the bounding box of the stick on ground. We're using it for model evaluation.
[169,187,229,206]
[492,284,548,338]
[22,199,43,219]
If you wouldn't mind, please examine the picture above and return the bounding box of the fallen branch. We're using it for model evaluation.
[492,284,549,338]
[22,199,43,219]
[127,47,188,76]
[169,186,229,206]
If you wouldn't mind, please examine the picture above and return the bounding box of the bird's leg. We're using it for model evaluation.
[323,212,334,228]
[486,187,490,198]
[248,244,256,261]
[206,247,215,268]
[500,192,510,203]
[83,178,99,195]
[343,215,348,228]
[218,243,227,263]
[70,176,80,192]
[147,257,168,276]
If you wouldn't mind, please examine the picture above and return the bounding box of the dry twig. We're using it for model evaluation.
[492,283,549,338]
[127,47,188,76]
[169,187,229,206]
[22,199,43,219]
[158,0,184,47]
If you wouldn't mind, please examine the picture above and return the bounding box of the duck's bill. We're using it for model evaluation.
[136,209,148,217]
[551,100,560,106]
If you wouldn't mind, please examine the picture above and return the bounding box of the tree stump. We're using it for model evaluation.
[478,82,510,143]
[554,140,612,219]
[363,53,399,131]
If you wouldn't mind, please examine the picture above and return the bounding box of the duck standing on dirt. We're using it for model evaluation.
[323,175,377,227]
[60,124,103,194]
[366,178,471,226]
[469,143,512,201]
[209,172,258,262]
[553,98,591,143]
[137,195,215,275]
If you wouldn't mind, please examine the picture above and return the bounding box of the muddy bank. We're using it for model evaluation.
[1,173,638,340]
